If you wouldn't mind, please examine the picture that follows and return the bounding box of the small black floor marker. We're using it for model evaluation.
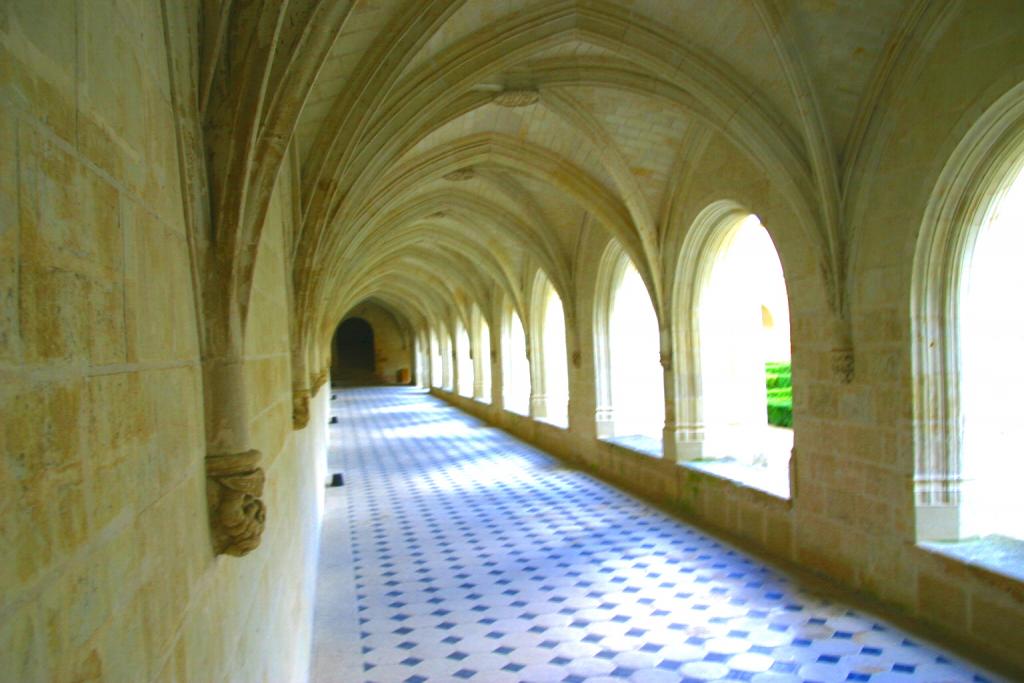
[329,415,338,424]
[329,472,344,487]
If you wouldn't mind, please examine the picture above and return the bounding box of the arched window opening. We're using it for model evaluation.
[540,285,570,427]
[504,307,530,415]
[477,315,492,403]
[697,215,791,491]
[529,273,569,427]
[959,160,1024,540]
[456,320,473,397]
[913,91,1024,545]
[430,329,443,389]
[607,258,664,450]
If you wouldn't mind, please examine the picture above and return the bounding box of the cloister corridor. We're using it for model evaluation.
[310,387,1000,683]
[7,3,1024,681]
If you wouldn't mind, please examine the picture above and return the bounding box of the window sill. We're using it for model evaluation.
[919,535,1024,585]
[534,416,569,431]
[682,458,791,500]
[600,434,663,459]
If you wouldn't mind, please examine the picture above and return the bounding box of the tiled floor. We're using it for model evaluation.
[311,387,1001,683]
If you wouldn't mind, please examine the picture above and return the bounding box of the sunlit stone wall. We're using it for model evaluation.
[0,3,326,680]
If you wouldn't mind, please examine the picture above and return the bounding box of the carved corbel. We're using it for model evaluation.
[831,347,854,384]
[292,389,311,429]
[828,314,854,384]
[206,450,266,556]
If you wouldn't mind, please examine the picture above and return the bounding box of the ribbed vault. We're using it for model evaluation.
[200,0,926,407]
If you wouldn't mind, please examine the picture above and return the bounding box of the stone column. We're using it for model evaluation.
[527,340,548,418]
[490,313,504,410]
[472,337,485,400]
[529,392,549,419]
[660,349,681,462]
[442,336,452,390]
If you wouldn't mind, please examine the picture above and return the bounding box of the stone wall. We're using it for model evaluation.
[0,2,326,681]
[4,0,1024,680]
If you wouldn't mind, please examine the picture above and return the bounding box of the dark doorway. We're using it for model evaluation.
[333,318,376,385]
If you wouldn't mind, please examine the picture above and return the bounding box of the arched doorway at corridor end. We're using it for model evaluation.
[332,317,376,385]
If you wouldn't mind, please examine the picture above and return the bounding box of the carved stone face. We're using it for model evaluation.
[207,451,266,556]
[212,472,266,556]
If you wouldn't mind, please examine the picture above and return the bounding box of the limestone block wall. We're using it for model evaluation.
[0,3,326,681]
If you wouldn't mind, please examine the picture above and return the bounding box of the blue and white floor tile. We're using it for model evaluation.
[312,387,1003,683]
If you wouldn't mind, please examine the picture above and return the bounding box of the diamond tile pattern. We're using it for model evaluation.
[317,387,1001,683]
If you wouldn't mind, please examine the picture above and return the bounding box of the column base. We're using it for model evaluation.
[916,503,963,542]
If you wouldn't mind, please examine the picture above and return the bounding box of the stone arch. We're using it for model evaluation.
[526,268,570,426]
[342,134,641,289]
[670,200,750,459]
[469,303,492,402]
[911,80,1024,540]
[331,317,375,381]
[298,3,822,264]
[501,293,532,416]
[592,240,629,438]
[592,239,664,444]
[330,300,418,386]
[671,200,794,496]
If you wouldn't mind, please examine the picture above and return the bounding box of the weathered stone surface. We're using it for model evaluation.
[5,0,1024,680]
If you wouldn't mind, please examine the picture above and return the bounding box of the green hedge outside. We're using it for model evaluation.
[765,362,792,427]
[765,361,791,389]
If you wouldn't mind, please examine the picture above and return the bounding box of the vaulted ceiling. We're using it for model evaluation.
[203,0,920,358]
